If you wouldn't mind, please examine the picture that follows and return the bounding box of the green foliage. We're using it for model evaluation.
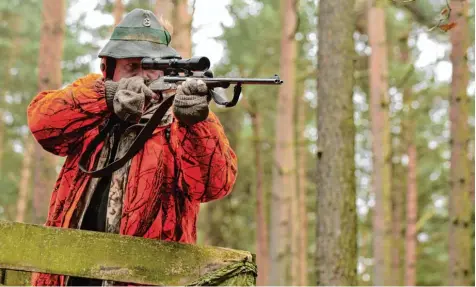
[352,3,476,285]
[0,0,473,285]
[0,0,102,221]
[198,1,318,285]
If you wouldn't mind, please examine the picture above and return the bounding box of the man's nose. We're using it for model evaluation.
[139,69,154,79]
[138,68,147,78]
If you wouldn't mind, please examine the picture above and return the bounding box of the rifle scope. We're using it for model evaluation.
[141,56,210,71]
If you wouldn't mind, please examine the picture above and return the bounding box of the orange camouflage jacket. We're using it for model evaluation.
[27,74,237,286]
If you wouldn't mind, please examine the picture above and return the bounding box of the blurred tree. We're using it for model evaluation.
[315,0,356,285]
[32,0,66,224]
[387,10,410,286]
[253,113,268,285]
[195,0,316,284]
[448,0,472,285]
[349,1,475,285]
[0,0,103,223]
[390,111,406,285]
[295,3,316,285]
[399,34,418,287]
[198,0,281,256]
[0,12,32,223]
[155,0,173,25]
[368,0,392,285]
[114,0,124,25]
[296,81,308,287]
[16,138,33,222]
[0,12,16,175]
[247,99,269,286]
[269,0,297,284]
[171,0,193,58]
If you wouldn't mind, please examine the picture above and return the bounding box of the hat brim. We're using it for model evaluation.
[98,40,181,59]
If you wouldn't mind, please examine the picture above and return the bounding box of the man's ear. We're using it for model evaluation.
[101,57,117,80]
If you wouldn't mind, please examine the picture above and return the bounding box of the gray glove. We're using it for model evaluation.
[173,79,210,126]
[105,76,159,123]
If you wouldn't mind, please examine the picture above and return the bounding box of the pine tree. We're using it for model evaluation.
[250,103,269,286]
[269,0,297,284]
[368,0,392,284]
[315,0,357,285]
[155,0,173,24]
[113,0,124,26]
[171,0,192,58]
[15,138,34,222]
[396,34,418,287]
[297,91,308,286]
[33,0,66,224]
[448,0,472,285]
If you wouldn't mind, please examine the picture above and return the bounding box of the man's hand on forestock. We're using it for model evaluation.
[173,79,211,126]
[105,76,159,123]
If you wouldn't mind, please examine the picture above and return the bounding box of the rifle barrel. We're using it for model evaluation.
[163,76,283,85]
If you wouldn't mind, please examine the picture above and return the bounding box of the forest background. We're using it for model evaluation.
[0,0,474,286]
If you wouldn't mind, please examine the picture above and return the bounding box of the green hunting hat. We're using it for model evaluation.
[98,8,180,59]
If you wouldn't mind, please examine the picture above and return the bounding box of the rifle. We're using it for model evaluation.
[79,56,282,177]
[142,56,283,107]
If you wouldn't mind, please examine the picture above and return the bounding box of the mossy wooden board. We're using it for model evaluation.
[0,221,255,285]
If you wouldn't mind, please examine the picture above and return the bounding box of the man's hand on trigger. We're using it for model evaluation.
[173,79,211,126]
[105,76,158,123]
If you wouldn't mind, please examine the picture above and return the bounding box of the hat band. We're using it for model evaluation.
[110,27,171,45]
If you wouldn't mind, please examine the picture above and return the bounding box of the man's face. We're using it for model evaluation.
[113,57,164,82]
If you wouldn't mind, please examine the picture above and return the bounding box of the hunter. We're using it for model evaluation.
[28,8,237,286]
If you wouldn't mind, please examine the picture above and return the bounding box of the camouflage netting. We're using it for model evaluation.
[188,261,257,286]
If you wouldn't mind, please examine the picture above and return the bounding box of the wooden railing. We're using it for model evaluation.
[0,221,256,286]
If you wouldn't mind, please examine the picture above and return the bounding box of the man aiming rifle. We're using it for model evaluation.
[27,8,280,286]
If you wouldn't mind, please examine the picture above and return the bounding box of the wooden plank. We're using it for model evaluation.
[0,221,253,285]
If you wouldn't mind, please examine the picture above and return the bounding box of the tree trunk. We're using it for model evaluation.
[398,35,418,287]
[389,35,411,287]
[391,152,405,286]
[269,0,297,285]
[15,137,35,222]
[297,92,308,286]
[0,13,21,173]
[471,154,474,204]
[405,141,417,286]
[251,109,269,286]
[315,0,357,285]
[448,0,471,285]
[33,0,66,224]
[113,0,124,26]
[290,99,300,285]
[368,1,392,285]
[155,0,173,23]
[171,0,192,58]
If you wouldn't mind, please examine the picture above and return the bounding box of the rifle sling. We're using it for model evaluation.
[79,95,175,178]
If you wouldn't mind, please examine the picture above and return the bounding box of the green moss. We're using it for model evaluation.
[3,270,30,286]
[0,221,256,286]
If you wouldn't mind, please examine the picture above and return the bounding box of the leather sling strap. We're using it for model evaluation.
[79,95,175,178]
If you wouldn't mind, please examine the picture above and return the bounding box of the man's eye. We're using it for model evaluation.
[126,63,139,72]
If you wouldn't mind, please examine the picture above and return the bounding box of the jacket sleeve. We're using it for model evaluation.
[27,74,112,156]
[171,111,238,203]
